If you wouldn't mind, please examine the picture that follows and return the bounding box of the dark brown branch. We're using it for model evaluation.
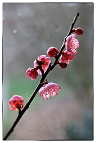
[36,59,44,75]
[3,12,79,140]
[66,12,79,37]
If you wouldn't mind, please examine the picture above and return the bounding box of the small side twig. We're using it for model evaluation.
[36,59,44,75]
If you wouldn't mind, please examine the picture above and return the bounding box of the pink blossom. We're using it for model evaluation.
[47,47,59,57]
[9,95,24,111]
[60,50,74,64]
[73,27,84,35]
[39,82,61,100]
[34,55,51,75]
[66,34,79,54]
[26,68,38,80]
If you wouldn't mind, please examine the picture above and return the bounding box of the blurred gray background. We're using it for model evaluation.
[3,3,93,140]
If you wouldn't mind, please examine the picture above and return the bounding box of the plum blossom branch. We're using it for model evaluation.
[3,12,80,140]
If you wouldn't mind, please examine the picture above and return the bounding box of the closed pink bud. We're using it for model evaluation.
[58,61,67,69]
[26,68,38,80]
[47,47,59,57]
[73,27,84,35]
[9,95,24,111]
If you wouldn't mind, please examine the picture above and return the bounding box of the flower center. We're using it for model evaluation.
[44,88,58,99]
[15,102,22,110]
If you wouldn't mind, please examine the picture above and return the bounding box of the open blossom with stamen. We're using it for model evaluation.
[39,82,61,100]
[26,67,38,80]
[66,34,79,54]
[9,95,24,111]
[34,55,51,75]
[60,50,74,64]
[47,47,59,57]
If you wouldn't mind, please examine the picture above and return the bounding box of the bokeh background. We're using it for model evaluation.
[3,3,93,140]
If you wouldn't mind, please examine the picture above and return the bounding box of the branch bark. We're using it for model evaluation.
[3,12,79,140]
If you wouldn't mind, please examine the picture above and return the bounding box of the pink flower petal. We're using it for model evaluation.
[39,82,61,100]
[66,34,79,54]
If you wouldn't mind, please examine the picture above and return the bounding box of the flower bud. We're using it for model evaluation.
[73,27,84,35]
[26,67,38,80]
[58,61,67,69]
[47,47,59,57]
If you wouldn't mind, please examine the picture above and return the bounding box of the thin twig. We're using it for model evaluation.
[3,12,79,140]
[36,59,44,75]
[66,12,79,37]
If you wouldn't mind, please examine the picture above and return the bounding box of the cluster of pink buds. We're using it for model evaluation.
[26,27,83,80]
[26,55,51,80]
[58,27,83,68]
[9,27,83,109]
[46,27,83,69]
[58,33,79,67]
